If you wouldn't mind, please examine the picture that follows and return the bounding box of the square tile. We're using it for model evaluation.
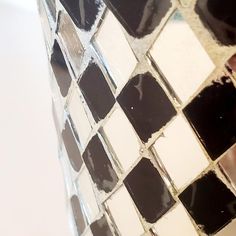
[124,158,175,223]
[149,11,215,102]
[62,119,83,172]
[50,40,72,97]
[82,134,118,193]
[153,115,209,189]
[179,171,236,235]
[153,204,198,236]
[102,108,140,172]
[103,0,172,38]
[68,88,92,148]
[70,195,86,235]
[195,0,236,46]
[95,11,137,92]
[183,76,236,160]
[90,215,113,236]
[76,168,100,223]
[117,72,176,143]
[106,185,144,236]
[60,0,102,31]
[78,62,115,122]
[215,220,236,236]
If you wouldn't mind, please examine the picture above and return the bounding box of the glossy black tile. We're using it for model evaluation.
[90,215,113,236]
[82,135,118,193]
[50,40,72,97]
[103,0,172,38]
[70,195,86,235]
[179,171,236,235]
[195,0,236,46]
[124,158,175,223]
[78,63,115,122]
[117,72,176,143]
[60,0,101,31]
[62,120,83,172]
[183,76,236,160]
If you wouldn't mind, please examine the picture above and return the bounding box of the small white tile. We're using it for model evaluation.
[68,88,92,148]
[215,219,236,236]
[76,168,99,224]
[103,108,140,172]
[95,11,137,92]
[153,115,209,189]
[154,204,198,236]
[107,186,144,236]
[150,12,215,103]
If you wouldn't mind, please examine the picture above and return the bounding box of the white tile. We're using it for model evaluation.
[83,228,93,236]
[107,186,144,236]
[154,204,198,236]
[103,108,140,172]
[150,12,215,103]
[68,88,92,148]
[153,115,209,189]
[95,11,137,92]
[76,168,99,224]
[215,219,236,236]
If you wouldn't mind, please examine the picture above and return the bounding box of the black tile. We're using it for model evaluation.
[90,215,113,236]
[124,158,175,223]
[70,195,86,235]
[60,0,101,31]
[103,0,172,38]
[82,135,118,193]
[50,40,72,97]
[117,72,176,143]
[179,171,236,235]
[183,76,236,160]
[195,0,236,46]
[78,63,115,122]
[62,120,83,172]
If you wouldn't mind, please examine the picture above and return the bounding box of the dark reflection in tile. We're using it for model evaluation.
[183,76,236,160]
[62,120,83,172]
[117,72,176,143]
[195,0,236,45]
[78,63,115,122]
[60,0,101,31]
[179,171,236,235]
[124,158,175,223]
[50,40,72,97]
[228,54,236,72]
[90,215,113,236]
[103,0,172,38]
[45,0,56,20]
[82,135,118,193]
[70,195,86,235]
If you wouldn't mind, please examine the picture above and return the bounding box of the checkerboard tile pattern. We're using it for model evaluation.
[38,0,236,235]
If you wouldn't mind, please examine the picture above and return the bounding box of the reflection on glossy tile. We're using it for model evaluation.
[153,115,209,189]
[154,204,198,236]
[82,134,118,193]
[124,158,175,223]
[70,195,86,235]
[179,171,236,235]
[150,11,215,102]
[57,12,84,76]
[62,120,83,172]
[215,219,236,236]
[102,108,140,172]
[90,215,113,236]
[76,168,100,224]
[50,40,72,97]
[117,72,176,143]
[184,76,236,160]
[45,0,56,20]
[106,186,144,236]
[78,62,115,122]
[59,0,101,31]
[196,0,236,46]
[103,0,172,38]
[220,145,236,189]
[95,11,137,92]
[68,89,92,148]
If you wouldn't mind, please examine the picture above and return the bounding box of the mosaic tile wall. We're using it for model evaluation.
[38,0,236,235]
